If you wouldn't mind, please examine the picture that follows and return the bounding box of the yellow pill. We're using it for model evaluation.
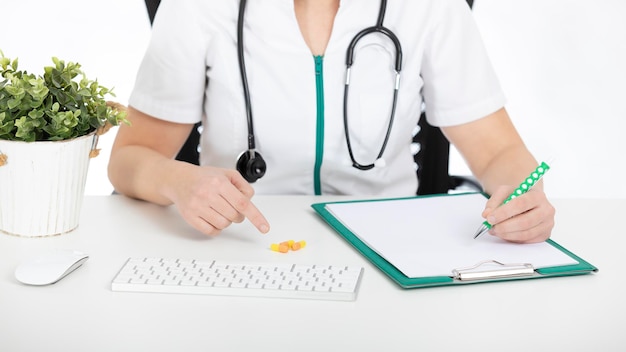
[291,240,307,251]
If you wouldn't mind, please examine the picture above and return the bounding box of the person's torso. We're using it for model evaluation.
[198,0,434,196]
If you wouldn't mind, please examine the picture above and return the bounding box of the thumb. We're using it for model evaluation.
[482,186,514,218]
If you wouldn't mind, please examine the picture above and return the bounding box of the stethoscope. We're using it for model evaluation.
[236,0,402,182]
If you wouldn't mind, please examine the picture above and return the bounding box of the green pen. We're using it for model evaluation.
[473,161,551,239]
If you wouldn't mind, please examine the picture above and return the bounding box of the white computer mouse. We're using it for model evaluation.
[14,249,89,286]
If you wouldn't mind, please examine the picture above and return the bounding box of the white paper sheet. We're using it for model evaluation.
[325,193,577,278]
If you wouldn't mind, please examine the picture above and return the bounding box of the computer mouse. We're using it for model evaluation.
[14,249,89,286]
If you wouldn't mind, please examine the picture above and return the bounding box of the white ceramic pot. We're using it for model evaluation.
[0,133,96,237]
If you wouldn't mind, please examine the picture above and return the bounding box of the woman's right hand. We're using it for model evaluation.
[166,164,270,236]
[108,106,269,237]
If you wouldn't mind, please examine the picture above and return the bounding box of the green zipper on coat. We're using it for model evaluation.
[313,55,325,195]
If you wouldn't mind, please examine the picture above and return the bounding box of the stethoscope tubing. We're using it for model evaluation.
[343,0,403,170]
[237,0,257,152]
[237,0,403,173]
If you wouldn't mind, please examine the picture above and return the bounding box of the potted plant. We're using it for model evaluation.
[0,50,127,237]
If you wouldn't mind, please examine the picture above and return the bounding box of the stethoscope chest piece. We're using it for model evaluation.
[236,149,267,183]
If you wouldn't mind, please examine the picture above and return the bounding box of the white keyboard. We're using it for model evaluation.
[111,257,364,301]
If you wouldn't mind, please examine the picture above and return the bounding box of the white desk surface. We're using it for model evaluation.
[0,195,623,352]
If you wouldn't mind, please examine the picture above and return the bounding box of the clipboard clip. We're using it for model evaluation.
[452,260,535,281]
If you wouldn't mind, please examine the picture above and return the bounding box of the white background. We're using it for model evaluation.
[1,0,625,198]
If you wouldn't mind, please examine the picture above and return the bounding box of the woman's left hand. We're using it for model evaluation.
[481,186,555,243]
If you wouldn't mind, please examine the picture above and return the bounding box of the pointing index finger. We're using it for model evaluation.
[224,190,269,234]
[241,198,270,234]
[226,170,270,233]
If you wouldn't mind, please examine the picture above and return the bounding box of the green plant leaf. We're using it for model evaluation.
[0,51,129,141]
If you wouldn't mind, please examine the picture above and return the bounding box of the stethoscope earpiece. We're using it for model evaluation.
[236,150,267,183]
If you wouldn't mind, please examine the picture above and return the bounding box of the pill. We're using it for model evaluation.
[291,240,306,251]
[270,243,289,253]
[280,240,295,249]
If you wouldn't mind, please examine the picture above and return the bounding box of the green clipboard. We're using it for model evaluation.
[311,192,597,289]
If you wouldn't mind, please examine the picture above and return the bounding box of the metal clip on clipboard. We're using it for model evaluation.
[452,260,535,281]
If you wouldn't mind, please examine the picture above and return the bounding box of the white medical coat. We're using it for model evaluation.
[129,0,506,196]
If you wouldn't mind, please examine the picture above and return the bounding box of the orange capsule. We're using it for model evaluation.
[280,240,295,249]
[291,240,307,251]
[270,243,289,253]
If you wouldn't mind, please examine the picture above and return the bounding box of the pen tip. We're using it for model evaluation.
[473,224,487,239]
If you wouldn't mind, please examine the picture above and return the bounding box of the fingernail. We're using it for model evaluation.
[260,224,270,234]
[487,215,496,224]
